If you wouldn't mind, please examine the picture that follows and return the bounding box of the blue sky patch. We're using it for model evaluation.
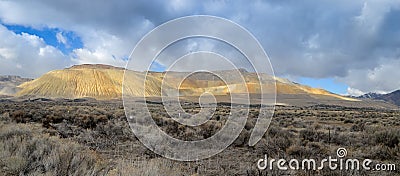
[3,24,83,54]
[297,77,347,95]
[149,61,166,72]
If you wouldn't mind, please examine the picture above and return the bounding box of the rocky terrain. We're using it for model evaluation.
[0,75,32,96]
[375,90,400,106]
[357,90,400,106]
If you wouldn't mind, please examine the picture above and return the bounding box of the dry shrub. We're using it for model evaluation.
[233,129,250,147]
[372,129,400,148]
[299,129,322,142]
[10,110,32,123]
[111,158,190,176]
[0,122,110,175]
[286,145,312,158]
[76,114,108,129]
[199,120,223,139]
[350,122,365,132]
[365,144,400,161]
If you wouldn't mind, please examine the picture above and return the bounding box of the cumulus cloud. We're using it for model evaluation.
[0,0,157,70]
[0,24,70,78]
[0,0,399,94]
[339,59,400,94]
[56,32,68,47]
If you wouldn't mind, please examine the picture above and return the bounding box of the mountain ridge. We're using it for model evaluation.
[0,75,32,96]
[13,64,360,105]
[376,90,400,106]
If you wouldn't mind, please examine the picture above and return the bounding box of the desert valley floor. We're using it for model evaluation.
[0,98,399,176]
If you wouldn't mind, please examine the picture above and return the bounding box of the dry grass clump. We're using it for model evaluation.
[147,104,228,141]
[0,121,110,175]
[110,158,191,176]
[5,102,110,130]
[372,129,400,148]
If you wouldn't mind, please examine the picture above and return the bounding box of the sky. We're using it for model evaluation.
[0,0,399,96]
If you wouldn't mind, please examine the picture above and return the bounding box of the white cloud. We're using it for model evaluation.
[347,87,365,96]
[0,48,16,59]
[56,32,68,46]
[341,58,400,95]
[354,0,400,35]
[72,48,126,67]
[304,34,320,49]
[0,24,70,78]
[0,0,156,74]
